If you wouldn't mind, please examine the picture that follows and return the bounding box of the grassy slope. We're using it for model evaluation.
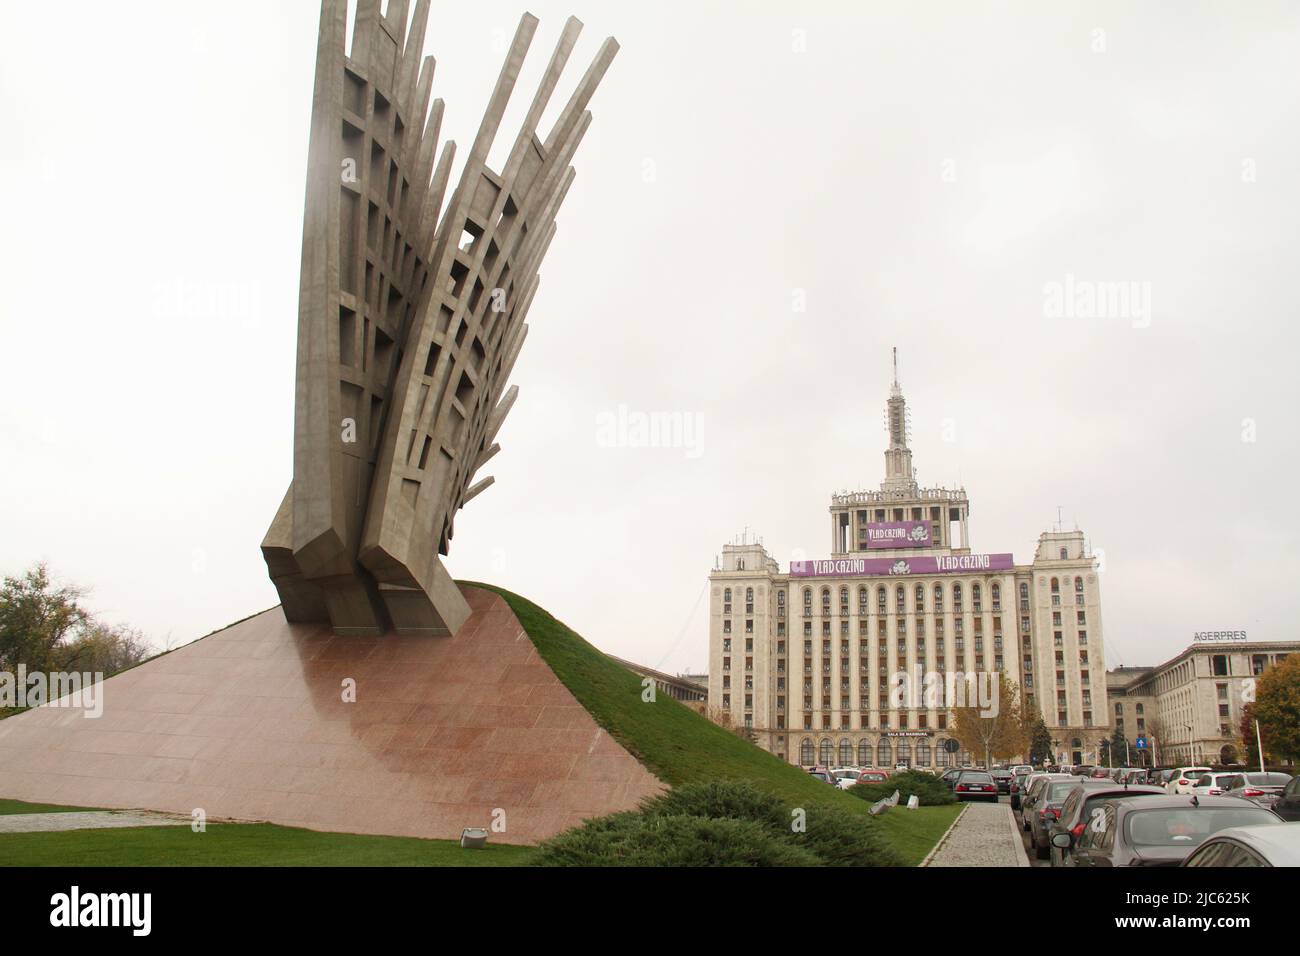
[0,823,535,867]
[472,583,958,864]
[0,798,100,815]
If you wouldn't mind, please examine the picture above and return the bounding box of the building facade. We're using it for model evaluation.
[707,355,1110,769]
[1107,641,1297,766]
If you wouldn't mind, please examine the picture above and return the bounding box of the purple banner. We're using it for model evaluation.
[790,553,1015,578]
[863,520,931,549]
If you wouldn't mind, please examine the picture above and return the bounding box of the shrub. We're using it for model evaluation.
[789,804,904,867]
[538,781,903,867]
[534,813,822,867]
[639,781,789,833]
[850,769,955,807]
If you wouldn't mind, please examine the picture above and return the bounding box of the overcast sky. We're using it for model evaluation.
[2,1,1298,677]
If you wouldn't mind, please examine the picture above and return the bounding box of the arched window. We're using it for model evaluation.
[1074,576,1084,595]
[1050,578,1060,594]
[799,739,814,765]
[821,588,831,611]
[777,590,785,607]
[724,588,731,602]
[819,739,834,766]
[953,583,963,611]
[839,586,848,604]
[803,588,812,607]
[917,738,932,766]
[877,739,892,767]
[745,587,753,602]
[1019,582,1029,601]
[1059,547,1067,559]
[896,741,911,767]
[877,587,887,611]
[839,739,853,766]
[915,584,925,611]
[936,739,950,767]
[858,586,867,610]
[972,584,981,609]
[858,738,873,766]
[934,583,944,611]
[991,583,1001,602]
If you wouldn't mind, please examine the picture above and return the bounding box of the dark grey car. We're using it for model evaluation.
[1063,796,1283,867]
[1274,776,1300,823]
[1019,774,1071,831]
[1048,784,1165,866]
[1029,778,1135,860]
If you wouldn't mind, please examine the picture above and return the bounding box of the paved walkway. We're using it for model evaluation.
[925,801,1029,867]
[0,811,190,834]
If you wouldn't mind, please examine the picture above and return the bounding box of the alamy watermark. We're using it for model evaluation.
[1043,274,1151,328]
[887,668,1000,718]
[595,405,704,459]
[0,666,104,718]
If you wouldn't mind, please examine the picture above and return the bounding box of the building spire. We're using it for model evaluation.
[882,349,916,493]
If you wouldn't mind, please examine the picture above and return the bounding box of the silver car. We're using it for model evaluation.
[1183,824,1300,867]
[1220,772,1294,810]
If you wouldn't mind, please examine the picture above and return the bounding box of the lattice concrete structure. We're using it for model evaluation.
[262,1,617,637]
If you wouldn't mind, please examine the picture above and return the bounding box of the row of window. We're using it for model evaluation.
[798,738,971,768]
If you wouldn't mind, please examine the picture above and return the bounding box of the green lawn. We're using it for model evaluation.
[0,798,100,815]
[0,822,536,867]
[872,803,962,866]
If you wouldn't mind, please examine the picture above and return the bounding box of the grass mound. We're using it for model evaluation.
[469,584,876,811]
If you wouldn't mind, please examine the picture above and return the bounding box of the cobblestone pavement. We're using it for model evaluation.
[926,800,1029,867]
[0,811,190,834]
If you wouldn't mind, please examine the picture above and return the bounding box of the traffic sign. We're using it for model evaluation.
[1135,736,1147,750]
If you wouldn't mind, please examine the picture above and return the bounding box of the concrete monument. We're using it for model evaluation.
[263,0,616,637]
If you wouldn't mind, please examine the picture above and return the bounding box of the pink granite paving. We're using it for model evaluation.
[0,586,665,845]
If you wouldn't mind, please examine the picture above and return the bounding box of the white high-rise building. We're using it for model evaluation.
[707,353,1109,769]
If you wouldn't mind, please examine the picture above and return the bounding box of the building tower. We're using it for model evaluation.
[882,347,916,496]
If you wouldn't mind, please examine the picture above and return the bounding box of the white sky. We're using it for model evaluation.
[2,1,1298,675]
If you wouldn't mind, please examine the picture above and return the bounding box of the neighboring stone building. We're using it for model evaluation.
[610,656,708,703]
[708,354,1110,769]
[1107,641,1298,766]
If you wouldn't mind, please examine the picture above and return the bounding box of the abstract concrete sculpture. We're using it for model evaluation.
[263,1,617,637]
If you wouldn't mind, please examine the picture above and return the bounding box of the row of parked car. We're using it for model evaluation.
[807,766,896,789]
[1012,766,1300,866]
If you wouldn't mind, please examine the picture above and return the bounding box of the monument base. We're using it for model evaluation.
[0,585,663,845]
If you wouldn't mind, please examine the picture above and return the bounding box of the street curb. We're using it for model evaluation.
[920,804,967,867]
[1006,805,1030,867]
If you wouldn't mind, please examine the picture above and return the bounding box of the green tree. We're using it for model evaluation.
[1028,715,1053,766]
[0,564,151,711]
[0,563,87,673]
[1253,656,1300,763]
[1100,728,1128,767]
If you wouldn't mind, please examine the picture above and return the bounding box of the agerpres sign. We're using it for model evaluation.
[864,520,931,549]
[1193,630,1248,643]
[790,553,1015,578]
